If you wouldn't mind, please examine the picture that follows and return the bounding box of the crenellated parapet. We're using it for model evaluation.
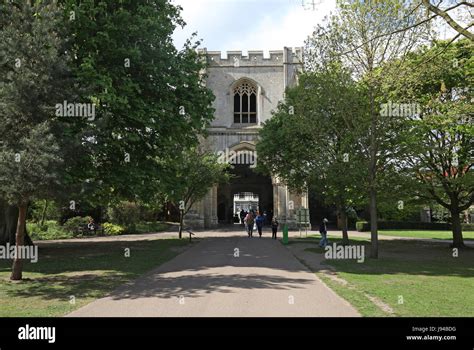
[198,47,303,67]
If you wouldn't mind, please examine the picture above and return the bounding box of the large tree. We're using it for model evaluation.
[305,0,431,257]
[327,1,473,53]
[0,1,72,280]
[60,0,216,207]
[257,64,367,244]
[420,0,473,41]
[0,0,217,280]
[165,149,229,238]
[388,39,473,247]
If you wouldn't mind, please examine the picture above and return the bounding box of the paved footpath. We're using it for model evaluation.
[67,234,360,317]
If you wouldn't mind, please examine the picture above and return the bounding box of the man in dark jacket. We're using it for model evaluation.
[319,218,329,248]
[239,209,246,226]
[271,217,279,240]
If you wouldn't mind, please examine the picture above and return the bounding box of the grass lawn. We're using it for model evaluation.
[0,238,189,317]
[299,237,474,317]
[378,230,474,240]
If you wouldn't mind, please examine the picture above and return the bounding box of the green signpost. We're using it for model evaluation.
[297,208,310,237]
[282,225,288,245]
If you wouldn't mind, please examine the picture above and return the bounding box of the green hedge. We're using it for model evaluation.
[27,221,73,240]
[356,221,474,232]
[102,222,125,236]
[62,216,92,236]
[107,201,140,232]
[463,223,474,231]
[356,221,368,232]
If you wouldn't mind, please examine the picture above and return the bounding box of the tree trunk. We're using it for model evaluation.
[338,206,349,245]
[10,203,28,281]
[0,199,34,246]
[369,88,379,259]
[40,199,48,226]
[369,186,378,258]
[0,201,19,245]
[451,209,464,248]
[179,210,183,239]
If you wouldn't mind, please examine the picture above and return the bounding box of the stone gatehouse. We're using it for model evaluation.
[185,47,309,229]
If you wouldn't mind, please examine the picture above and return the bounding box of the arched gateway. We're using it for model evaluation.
[184,48,309,229]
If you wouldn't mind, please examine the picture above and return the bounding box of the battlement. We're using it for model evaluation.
[199,47,303,67]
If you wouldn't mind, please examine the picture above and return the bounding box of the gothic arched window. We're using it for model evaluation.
[233,81,257,124]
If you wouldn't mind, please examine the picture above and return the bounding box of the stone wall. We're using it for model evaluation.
[199,47,303,129]
[186,47,308,230]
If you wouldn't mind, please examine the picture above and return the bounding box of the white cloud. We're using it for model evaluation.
[172,0,468,52]
[226,2,335,51]
[172,0,241,49]
[172,0,336,51]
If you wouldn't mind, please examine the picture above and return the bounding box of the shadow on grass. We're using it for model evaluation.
[1,235,473,305]
[2,273,133,301]
[0,236,315,303]
[299,237,474,279]
[0,235,322,304]
[0,239,188,302]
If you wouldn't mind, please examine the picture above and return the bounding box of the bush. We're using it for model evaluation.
[27,220,73,240]
[377,203,422,222]
[355,221,474,232]
[102,222,125,236]
[138,205,159,222]
[356,221,368,231]
[62,216,92,236]
[107,201,140,232]
[463,223,474,231]
[29,199,61,223]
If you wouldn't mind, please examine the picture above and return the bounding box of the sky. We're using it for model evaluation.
[171,0,336,52]
[171,0,464,53]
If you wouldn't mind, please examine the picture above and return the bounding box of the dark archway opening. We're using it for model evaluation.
[217,164,273,225]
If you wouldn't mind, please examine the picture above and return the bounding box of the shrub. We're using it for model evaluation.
[377,203,422,222]
[29,199,61,223]
[63,216,91,236]
[463,223,474,231]
[355,221,474,232]
[138,205,159,222]
[102,222,125,236]
[27,221,73,240]
[356,221,368,232]
[107,201,140,232]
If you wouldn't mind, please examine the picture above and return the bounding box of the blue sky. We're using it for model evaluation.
[172,0,336,52]
[172,0,462,52]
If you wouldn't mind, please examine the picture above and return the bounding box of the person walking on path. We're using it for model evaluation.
[240,209,246,226]
[256,212,265,238]
[244,211,255,237]
[271,217,279,240]
[319,218,329,248]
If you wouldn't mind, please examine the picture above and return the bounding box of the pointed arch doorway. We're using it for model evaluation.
[216,142,273,225]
